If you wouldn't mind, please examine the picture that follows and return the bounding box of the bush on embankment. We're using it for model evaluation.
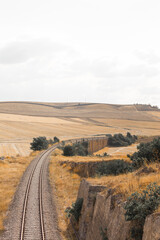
[63,141,88,156]
[96,159,132,176]
[107,132,137,147]
[124,182,160,240]
[128,137,160,169]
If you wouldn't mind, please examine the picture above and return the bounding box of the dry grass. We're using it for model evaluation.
[94,144,138,158]
[0,143,31,157]
[50,155,160,202]
[148,111,160,118]
[93,118,160,136]
[48,144,140,239]
[49,145,160,239]
[50,154,129,163]
[87,162,160,200]
[49,155,81,240]
[0,153,38,232]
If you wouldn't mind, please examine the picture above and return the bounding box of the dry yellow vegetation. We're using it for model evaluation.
[87,163,160,199]
[0,153,38,232]
[49,154,81,240]
[94,143,138,157]
[49,144,160,239]
[49,144,140,239]
[0,102,159,156]
[1,102,160,236]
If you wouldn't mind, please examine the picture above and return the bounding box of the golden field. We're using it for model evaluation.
[94,143,138,157]
[0,102,159,156]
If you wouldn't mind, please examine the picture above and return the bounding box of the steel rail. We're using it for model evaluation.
[39,165,45,240]
[19,146,56,240]
[39,148,55,240]
[19,136,105,240]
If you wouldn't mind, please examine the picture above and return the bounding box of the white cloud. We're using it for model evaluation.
[0,39,69,65]
[0,0,160,106]
[135,50,160,65]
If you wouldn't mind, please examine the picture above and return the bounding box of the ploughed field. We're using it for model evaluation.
[0,102,160,156]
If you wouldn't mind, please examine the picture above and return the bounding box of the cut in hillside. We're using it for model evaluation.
[49,137,160,240]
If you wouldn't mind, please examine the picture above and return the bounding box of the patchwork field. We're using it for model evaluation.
[0,102,159,156]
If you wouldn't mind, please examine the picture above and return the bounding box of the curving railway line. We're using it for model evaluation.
[1,136,106,240]
[19,148,53,240]
[1,145,61,240]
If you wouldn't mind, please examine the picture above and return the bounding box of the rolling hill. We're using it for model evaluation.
[0,101,159,156]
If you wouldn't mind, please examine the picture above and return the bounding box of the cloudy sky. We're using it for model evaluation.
[0,0,160,106]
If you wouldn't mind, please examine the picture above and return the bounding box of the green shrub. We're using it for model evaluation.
[30,136,49,151]
[73,142,88,156]
[65,198,83,222]
[96,152,109,157]
[54,136,59,143]
[63,145,75,156]
[81,140,88,149]
[100,227,108,240]
[129,137,160,169]
[108,132,137,147]
[124,183,160,239]
[96,159,132,176]
[63,141,88,156]
[48,139,54,145]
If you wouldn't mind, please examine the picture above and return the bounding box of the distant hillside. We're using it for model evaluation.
[134,104,159,111]
[0,101,159,121]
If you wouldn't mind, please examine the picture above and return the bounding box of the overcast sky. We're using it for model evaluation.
[0,0,160,106]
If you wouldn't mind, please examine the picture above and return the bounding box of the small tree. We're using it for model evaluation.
[129,137,160,169]
[96,159,132,176]
[48,139,54,145]
[124,183,160,239]
[65,198,83,222]
[54,136,60,143]
[30,137,49,151]
[63,145,74,156]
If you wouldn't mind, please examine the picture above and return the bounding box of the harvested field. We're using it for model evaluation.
[0,102,159,157]
[147,111,160,119]
[0,142,31,157]
[0,102,158,120]
[94,144,138,157]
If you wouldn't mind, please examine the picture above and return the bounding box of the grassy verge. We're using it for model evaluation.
[49,150,81,240]
[88,162,160,199]
[0,151,39,232]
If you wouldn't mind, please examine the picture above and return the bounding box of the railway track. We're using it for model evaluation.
[19,146,58,240]
[1,136,107,240]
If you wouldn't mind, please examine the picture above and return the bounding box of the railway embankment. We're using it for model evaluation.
[50,137,160,240]
[69,179,160,240]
